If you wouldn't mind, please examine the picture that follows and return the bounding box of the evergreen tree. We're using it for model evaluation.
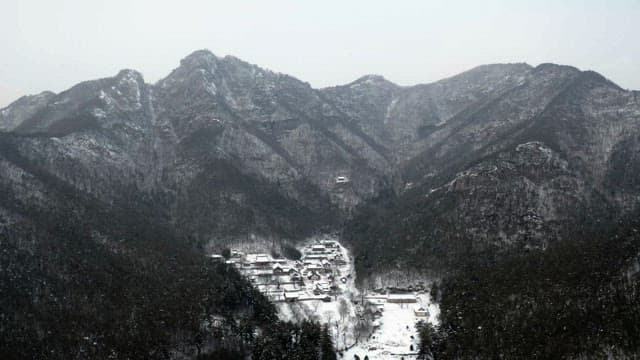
[416,321,435,359]
[320,324,337,360]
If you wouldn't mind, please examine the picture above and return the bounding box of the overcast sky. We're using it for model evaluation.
[1,0,639,107]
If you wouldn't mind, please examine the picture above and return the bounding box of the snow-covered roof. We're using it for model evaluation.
[246,253,271,263]
[388,294,416,299]
[231,250,245,255]
[304,254,329,259]
[251,269,274,276]
[282,284,299,292]
[387,294,418,303]
[284,291,301,299]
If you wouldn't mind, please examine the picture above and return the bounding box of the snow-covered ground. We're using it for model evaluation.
[222,234,440,358]
[275,235,361,349]
[343,293,439,360]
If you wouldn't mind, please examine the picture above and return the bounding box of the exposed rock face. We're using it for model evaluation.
[1,50,639,269]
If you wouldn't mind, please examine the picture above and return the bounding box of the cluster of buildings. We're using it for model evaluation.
[211,240,350,303]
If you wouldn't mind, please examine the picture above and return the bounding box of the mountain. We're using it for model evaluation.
[0,91,56,132]
[321,63,533,163]
[2,52,639,275]
[1,49,640,358]
[335,63,640,359]
[345,63,640,279]
[0,50,392,250]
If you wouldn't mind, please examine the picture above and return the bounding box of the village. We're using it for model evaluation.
[211,236,439,359]
[212,239,349,303]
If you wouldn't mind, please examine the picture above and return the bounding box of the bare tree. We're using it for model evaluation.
[338,298,349,323]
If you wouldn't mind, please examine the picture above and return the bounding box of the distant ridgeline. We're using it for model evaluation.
[1,49,640,358]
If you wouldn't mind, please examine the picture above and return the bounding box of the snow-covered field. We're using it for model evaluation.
[343,293,439,360]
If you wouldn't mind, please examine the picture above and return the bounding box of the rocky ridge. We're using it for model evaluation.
[1,50,639,271]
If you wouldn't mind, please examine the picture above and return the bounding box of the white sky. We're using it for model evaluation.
[1,0,639,107]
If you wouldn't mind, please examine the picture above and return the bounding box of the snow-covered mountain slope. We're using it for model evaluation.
[0,91,56,132]
[1,49,639,277]
[2,48,640,360]
[346,65,640,281]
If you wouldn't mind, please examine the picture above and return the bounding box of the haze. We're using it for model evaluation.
[1,0,638,107]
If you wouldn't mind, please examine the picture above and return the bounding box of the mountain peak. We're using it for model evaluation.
[533,63,581,77]
[578,70,623,90]
[222,54,248,64]
[353,74,393,85]
[533,64,621,90]
[185,48,217,59]
[1,90,55,110]
[453,62,533,78]
[179,49,219,70]
[535,62,578,71]
[0,91,57,131]
[358,74,387,81]
[116,69,144,83]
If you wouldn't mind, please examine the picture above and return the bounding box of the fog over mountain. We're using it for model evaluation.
[1,49,639,359]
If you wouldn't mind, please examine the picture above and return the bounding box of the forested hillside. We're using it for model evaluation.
[419,213,640,359]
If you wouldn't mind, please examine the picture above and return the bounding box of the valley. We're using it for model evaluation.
[1,47,639,358]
